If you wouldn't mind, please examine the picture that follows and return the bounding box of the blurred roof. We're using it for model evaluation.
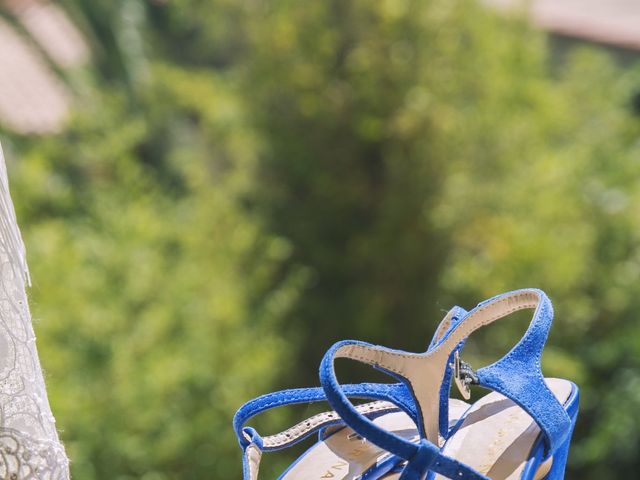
[6,0,89,68]
[0,0,89,135]
[486,0,640,50]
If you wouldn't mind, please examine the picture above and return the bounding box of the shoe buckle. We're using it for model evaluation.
[452,351,478,400]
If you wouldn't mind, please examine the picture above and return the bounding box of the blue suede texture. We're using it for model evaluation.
[234,304,468,451]
[236,382,419,480]
[520,385,579,480]
[545,393,578,479]
[319,340,490,480]
[474,289,571,453]
[320,340,418,460]
[236,288,578,480]
[241,448,251,480]
[398,439,490,480]
[233,382,416,450]
[430,306,468,439]
[318,288,578,480]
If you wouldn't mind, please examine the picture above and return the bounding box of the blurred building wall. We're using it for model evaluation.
[0,0,639,136]
[486,0,640,53]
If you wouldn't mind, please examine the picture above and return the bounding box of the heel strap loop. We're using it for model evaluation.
[236,385,410,480]
[234,383,417,451]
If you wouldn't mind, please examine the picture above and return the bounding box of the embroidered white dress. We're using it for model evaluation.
[0,146,69,479]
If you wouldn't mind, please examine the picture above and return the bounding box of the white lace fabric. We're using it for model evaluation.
[0,146,70,479]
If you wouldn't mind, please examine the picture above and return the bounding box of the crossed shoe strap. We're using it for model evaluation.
[234,306,469,480]
[235,383,417,480]
[319,288,572,480]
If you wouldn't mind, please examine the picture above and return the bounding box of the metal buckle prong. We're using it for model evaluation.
[452,351,479,400]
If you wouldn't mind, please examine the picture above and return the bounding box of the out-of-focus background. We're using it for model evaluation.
[0,0,639,478]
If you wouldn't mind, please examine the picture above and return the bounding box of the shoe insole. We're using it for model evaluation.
[279,399,470,480]
[433,378,572,480]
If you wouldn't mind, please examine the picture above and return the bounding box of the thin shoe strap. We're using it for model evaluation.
[235,305,469,480]
[236,384,410,480]
[430,305,468,439]
[431,288,571,453]
[319,289,571,478]
[239,398,402,480]
[233,383,416,451]
[234,304,468,450]
[318,354,490,480]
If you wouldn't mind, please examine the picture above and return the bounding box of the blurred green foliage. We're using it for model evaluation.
[1,0,640,478]
[6,69,303,479]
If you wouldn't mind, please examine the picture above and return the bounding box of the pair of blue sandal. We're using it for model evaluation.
[234,289,579,480]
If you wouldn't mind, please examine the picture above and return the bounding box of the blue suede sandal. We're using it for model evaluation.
[233,306,474,480]
[319,289,579,480]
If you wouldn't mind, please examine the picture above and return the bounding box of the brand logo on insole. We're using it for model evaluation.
[319,443,384,479]
[320,461,347,478]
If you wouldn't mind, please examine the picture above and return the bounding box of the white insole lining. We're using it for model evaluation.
[433,378,572,480]
[280,400,470,480]
[281,379,572,480]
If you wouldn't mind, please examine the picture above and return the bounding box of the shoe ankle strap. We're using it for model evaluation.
[319,288,571,474]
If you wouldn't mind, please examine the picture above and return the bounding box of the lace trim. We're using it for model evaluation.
[0,428,69,479]
[0,146,69,478]
[0,147,29,286]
